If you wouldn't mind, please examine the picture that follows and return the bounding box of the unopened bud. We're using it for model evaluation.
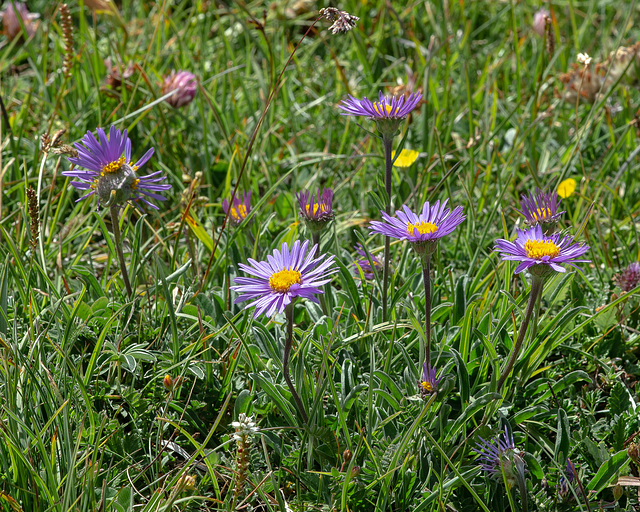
[613,484,623,501]
[343,449,352,463]
[350,466,360,478]
[628,442,639,463]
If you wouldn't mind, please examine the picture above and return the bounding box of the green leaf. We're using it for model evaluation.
[554,408,570,462]
[586,449,630,494]
[608,381,630,417]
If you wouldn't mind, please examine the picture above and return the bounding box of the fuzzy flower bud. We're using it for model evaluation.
[162,70,197,108]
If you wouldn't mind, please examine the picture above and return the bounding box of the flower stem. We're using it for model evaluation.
[496,276,544,393]
[422,256,432,365]
[284,304,309,424]
[382,136,393,322]
[109,204,132,298]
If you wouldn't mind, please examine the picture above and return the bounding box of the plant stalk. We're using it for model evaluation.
[284,303,309,424]
[422,256,432,365]
[382,136,393,322]
[496,276,544,393]
[110,204,132,298]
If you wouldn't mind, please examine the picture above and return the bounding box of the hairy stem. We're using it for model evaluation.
[422,256,432,365]
[110,205,132,298]
[496,276,544,393]
[382,136,393,322]
[284,304,309,424]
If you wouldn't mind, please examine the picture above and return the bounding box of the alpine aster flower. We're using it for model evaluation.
[494,225,590,276]
[616,262,640,292]
[1,2,38,41]
[369,199,465,257]
[231,240,337,318]
[297,188,334,232]
[418,362,441,397]
[162,70,197,108]
[515,188,564,226]
[222,192,251,226]
[64,126,171,209]
[474,426,526,489]
[352,243,383,280]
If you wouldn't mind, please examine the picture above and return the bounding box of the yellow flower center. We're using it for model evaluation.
[421,381,433,392]
[532,208,551,221]
[305,203,328,216]
[407,221,438,236]
[101,155,126,174]
[231,204,247,221]
[131,178,140,190]
[373,102,399,117]
[525,239,560,259]
[269,269,302,293]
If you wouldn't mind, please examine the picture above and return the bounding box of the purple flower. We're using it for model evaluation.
[230,240,338,318]
[297,188,334,232]
[352,243,383,280]
[162,70,197,108]
[557,458,577,501]
[1,2,38,41]
[615,262,640,292]
[222,192,251,226]
[532,8,549,37]
[473,426,526,489]
[369,199,465,256]
[417,362,441,397]
[339,91,422,119]
[494,225,590,276]
[64,126,171,209]
[515,188,564,226]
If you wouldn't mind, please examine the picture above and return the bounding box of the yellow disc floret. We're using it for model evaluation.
[407,221,438,236]
[231,204,248,221]
[305,203,328,216]
[532,208,551,221]
[374,102,399,117]
[421,381,433,393]
[269,269,302,293]
[525,239,560,259]
[101,155,126,174]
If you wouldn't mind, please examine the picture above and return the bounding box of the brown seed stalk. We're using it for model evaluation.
[59,4,74,78]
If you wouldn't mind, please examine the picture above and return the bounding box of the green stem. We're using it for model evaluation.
[284,303,309,424]
[422,256,432,365]
[382,136,393,322]
[109,204,132,298]
[496,276,544,393]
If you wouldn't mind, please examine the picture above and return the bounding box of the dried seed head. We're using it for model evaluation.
[59,4,74,78]
[319,7,358,34]
[26,187,40,251]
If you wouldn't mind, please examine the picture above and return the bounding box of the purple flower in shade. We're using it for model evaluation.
[473,426,526,489]
[297,188,334,232]
[64,126,171,209]
[515,188,564,227]
[494,224,590,277]
[1,2,38,41]
[615,262,640,292]
[338,91,422,139]
[417,362,441,397]
[369,199,465,257]
[352,243,383,280]
[230,240,338,318]
[557,458,577,501]
[222,192,251,226]
[162,70,197,108]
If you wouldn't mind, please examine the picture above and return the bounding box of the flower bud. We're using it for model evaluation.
[162,70,197,108]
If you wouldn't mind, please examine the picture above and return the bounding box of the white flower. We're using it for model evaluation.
[577,53,592,65]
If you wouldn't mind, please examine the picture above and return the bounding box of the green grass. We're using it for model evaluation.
[1,0,640,510]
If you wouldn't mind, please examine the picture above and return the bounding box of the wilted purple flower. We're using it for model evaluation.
[1,2,38,40]
[473,426,526,489]
[369,199,465,257]
[495,225,590,276]
[515,188,564,226]
[417,362,441,397]
[231,240,337,318]
[532,8,549,37]
[104,57,135,89]
[297,188,334,232]
[64,126,171,209]
[615,262,640,292]
[352,243,383,280]
[222,192,251,226]
[162,70,197,108]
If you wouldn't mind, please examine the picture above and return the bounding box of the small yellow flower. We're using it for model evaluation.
[557,178,577,198]
[392,149,419,168]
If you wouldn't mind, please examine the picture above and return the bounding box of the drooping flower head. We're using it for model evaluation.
[1,2,38,41]
[515,188,564,227]
[352,243,383,280]
[104,57,135,89]
[338,91,422,139]
[616,262,640,292]
[64,126,171,209]
[162,70,197,108]
[319,7,359,34]
[418,362,441,397]
[369,199,465,258]
[297,188,334,233]
[557,458,577,501]
[222,192,251,226]
[473,426,526,489]
[231,240,337,318]
[494,224,590,277]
